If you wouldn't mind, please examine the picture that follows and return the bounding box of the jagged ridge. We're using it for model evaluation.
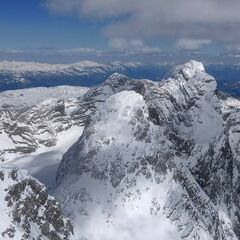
[55,60,240,240]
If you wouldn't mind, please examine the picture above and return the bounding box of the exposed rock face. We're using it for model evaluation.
[0,166,73,240]
[55,60,240,240]
[0,86,88,162]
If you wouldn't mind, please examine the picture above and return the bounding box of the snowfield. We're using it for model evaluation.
[7,126,84,191]
[0,85,89,108]
[0,60,105,73]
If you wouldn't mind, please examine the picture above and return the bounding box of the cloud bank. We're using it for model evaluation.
[176,39,212,50]
[108,38,162,55]
[44,0,240,47]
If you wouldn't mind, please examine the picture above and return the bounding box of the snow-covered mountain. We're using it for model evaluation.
[55,61,240,240]
[0,60,150,91]
[0,60,240,239]
[0,60,105,72]
[1,60,240,98]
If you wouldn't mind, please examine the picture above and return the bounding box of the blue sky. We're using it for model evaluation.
[1,0,240,64]
[0,0,106,49]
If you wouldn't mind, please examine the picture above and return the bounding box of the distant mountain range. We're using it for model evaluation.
[0,60,239,98]
[0,60,168,90]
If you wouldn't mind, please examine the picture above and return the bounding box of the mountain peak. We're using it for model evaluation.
[55,62,240,239]
[160,60,216,104]
[104,72,130,88]
[184,60,205,71]
[169,60,205,80]
[106,72,129,81]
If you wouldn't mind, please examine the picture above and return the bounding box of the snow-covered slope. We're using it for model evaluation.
[0,166,73,239]
[0,60,105,72]
[55,60,240,240]
[7,125,84,191]
[0,86,88,108]
[0,86,88,163]
[0,86,87,239]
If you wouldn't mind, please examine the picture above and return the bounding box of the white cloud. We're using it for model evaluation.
[129,39,144,48]
[176,39,212,50]
[108,38,161,55]
[79,212,181,240]
[128,46,162,55]
[44,0,240,45]
[109,38,129,50]
[109,38,145,50]
[0,49,25,54]
[58,47,97,54]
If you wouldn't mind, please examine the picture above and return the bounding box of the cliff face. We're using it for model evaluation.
[0,166,73,240]
[55,61,240,240]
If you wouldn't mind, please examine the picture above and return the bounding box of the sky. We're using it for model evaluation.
[1,0,240,64]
